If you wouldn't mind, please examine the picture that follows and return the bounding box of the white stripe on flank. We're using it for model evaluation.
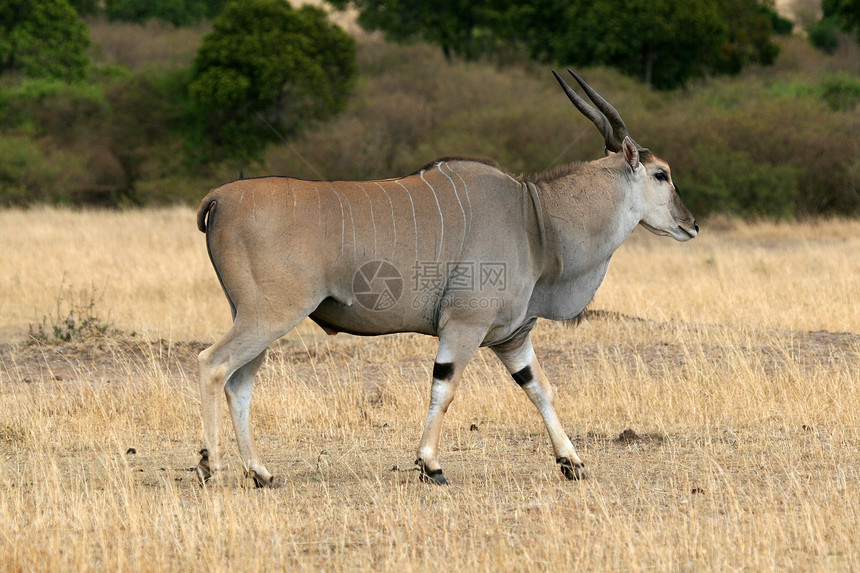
[314,186,322,226]
[395,180,419,260]
[440,163,467,255]
[358,184,377,258]
[374,182,397,261]
[287,178,297,211]
[420,170,444,261]
[339,188,357,257]
[328,187,346,256]
[448,164,472,234]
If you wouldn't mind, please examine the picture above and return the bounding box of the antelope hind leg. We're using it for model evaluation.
[492,336,586,480]
[197,316,294,487]
[225,350,284,488]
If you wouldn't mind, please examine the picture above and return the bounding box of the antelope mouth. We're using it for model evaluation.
[640,221,698,241]
[677,223,698,240]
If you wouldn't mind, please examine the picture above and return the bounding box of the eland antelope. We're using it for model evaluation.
[195,69,698,487]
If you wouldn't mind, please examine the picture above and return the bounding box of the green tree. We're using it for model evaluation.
[68,0,101,16]
[328,0,515,60]
[819,0,860,44]
[0,0,89,81]
[189,0,356,161]
[105,0,228,26]
[808,17,841,54]
[711,0,782,75]
[520,0,782,88]
[333,0,782,89]
[537,0,729,89]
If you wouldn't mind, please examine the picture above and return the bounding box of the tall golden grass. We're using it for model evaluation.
[1,208,859,571]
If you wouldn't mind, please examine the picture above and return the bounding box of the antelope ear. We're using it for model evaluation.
[622,136,639,172]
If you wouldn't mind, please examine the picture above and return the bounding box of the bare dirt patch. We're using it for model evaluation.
[0,338,206,385]
[4,311,858,390]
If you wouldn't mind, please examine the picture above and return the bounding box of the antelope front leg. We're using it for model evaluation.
[416,326,485,485]
[492,335,586,480]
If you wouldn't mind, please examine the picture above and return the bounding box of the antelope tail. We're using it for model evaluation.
[197,197,237,319]
[197,198,218,233]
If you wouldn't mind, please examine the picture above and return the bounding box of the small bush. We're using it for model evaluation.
[808,17,842,54]
[29,283,116,344]
[819,73,860,110]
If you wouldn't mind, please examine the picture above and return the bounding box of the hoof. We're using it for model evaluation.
[249,471,284,489]
[415,459,449,485]
[557,457,586,480]
[196,448,213,486]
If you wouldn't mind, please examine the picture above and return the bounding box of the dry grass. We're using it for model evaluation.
[1,208,859,571]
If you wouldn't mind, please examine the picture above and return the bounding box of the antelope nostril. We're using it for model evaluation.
[694,223,699,233]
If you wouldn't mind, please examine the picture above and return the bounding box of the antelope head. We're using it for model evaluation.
[553,69,698,241]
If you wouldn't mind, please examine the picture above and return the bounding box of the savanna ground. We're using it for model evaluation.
[1,207,859,571]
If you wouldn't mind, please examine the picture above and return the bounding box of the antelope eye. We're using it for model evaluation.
[655,171,669,182]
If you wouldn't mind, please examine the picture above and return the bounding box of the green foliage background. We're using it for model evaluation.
[332,0,788,89]
[266,42,859,220]
[0,1,857,219]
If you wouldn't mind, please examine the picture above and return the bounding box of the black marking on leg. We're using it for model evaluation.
[511,365,534,387]
[415,458,449,485]
[557,457,586,481]
[433,362,454,381]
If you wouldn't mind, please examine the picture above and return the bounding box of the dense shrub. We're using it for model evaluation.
[0,136,57,205]
[189,0,357,162]
[808,17,842,54]
[0,135,89,205]
[822,0,860,43]
[105,0,227,26]
[0,0,90,81]
[0,78,107,140]
[0,80,111,205]
[678,148,799,218]
[0,70,216,206]
[819,73,860,110]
